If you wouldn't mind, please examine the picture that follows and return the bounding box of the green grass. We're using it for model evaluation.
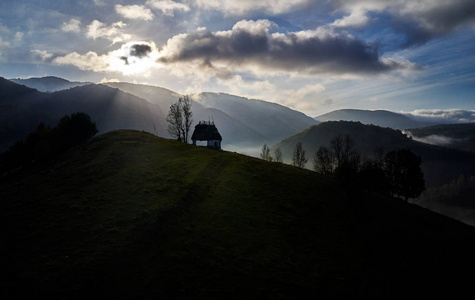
[2,130,475,299]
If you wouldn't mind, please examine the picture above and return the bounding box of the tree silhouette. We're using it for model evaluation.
[313,145,333,174]
[57,112,98,148]
[167,100,184,142]
[1,112,97,172]
[292,142,308,168]
[181,96,193,144]
[385,149,425,201]
[274,147,283,163]
[166,96,193,143]
[260,144,271,161]
[330,134,357,171]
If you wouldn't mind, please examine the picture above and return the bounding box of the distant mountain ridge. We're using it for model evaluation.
[103,82,268,147]
[1,77,317,153]
[10,76,89,92]
[193,92,318,143]
[104,82,318,147]
[0,77,167,151]
[315,109,433,129]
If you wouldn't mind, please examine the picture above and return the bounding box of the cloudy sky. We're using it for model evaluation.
[1,0,474,117]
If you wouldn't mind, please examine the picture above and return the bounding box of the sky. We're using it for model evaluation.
[1,0,474,118]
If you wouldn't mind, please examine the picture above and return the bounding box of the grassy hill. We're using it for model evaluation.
[2,130,475,299]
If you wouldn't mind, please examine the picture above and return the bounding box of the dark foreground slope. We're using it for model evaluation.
[2,130,475,299]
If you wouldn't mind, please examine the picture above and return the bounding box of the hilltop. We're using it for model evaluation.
[2,130,475,299]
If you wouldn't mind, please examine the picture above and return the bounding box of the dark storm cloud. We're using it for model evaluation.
[391,0,475,46]
[331,0,475,47]
[158,20,416,75]
[410,0,475,34]
[130,44,152,58]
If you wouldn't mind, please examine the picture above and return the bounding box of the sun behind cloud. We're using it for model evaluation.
[108,42,160,75]
[54,41,160,76]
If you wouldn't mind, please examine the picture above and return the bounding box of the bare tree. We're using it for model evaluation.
[313,145,333,174]
[166,100,184,142]
[330,134,356,170]
[166,96,193,143]
[292,142,308,168]
[181,96,193,144]
[274,147,283,163]
[330,135,344,169]
[260,144,271,161]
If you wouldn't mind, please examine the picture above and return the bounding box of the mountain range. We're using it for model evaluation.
[315,108,433,129]
[10,76,89,92]
[2,77,317,152]
[102,82,317,147]
[0,77,167,152]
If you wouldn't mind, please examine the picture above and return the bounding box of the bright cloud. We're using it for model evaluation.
[53,51,110,72]
[100,77,120,83]
[115,4,154,20]
[53,41,160,75]
[61,18,81,32]
[87,20,131,44]
[331,8,370,28]
[30,50,53,61]
[405,109,475,123]
[146,0,190,17]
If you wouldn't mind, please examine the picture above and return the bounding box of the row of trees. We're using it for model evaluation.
[261,135,425,201]
[167,96,193,143]
[1,112,98,172]
[260,142,308,168]
[260,144,283,163]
